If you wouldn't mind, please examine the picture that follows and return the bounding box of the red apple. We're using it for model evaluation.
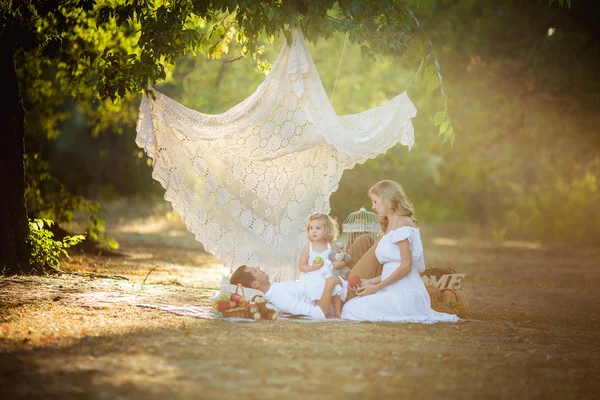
[216,300,231,313]
[348,275,361,289]
[230,292,242,303]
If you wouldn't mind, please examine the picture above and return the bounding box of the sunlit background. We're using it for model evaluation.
[5,2,599,398]
[23,0,600,264]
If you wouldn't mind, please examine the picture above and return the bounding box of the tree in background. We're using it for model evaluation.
[1,0,448,274]
[154,0,599,242]
[399,0,600,240]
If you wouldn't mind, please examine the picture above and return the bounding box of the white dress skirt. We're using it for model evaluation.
[341,226,459,323]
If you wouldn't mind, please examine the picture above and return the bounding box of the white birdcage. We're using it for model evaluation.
[339,206,381,249]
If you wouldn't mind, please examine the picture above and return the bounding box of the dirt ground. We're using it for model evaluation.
[1,203,599,399]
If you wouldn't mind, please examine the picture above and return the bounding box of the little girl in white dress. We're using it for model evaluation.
[297,213,347,318]
[342,180,460,323]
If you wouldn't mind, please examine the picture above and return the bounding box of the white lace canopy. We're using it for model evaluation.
[136,28,417,282]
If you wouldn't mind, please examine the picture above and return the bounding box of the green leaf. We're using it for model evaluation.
[426,76,440,96]
[414,46,426,63]
[442,127,454,145]
[434,111,445,126]
[424,64,435,78]
[106,237,120,250]
[442,132,450,145]
[439,121,449,135]
[208,43,217,57]
[219,41,229,55]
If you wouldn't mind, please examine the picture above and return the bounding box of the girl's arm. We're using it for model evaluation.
[357,240,411,296]
[333,260,346,270]
[298,245,321,272]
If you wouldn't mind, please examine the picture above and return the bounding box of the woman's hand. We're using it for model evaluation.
[356,284,380,297]
[349,278,372,294]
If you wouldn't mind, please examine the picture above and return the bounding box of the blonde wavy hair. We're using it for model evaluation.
[306,213,339,242]
[368,180,419,233]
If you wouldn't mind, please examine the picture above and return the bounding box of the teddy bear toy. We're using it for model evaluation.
[329,248,352,280]
[250,294,279,321]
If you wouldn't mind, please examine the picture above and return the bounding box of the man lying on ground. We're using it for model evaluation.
[229,265,344,320]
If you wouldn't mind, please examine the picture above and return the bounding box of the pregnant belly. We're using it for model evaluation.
[381,262,422,290]
[381,262,401,281]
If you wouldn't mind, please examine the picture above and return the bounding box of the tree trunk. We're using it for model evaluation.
[0,46,31,274]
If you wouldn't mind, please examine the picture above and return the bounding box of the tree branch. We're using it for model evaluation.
[224,53,246,64]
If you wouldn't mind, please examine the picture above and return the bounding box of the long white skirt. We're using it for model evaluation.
[341,263,459,323]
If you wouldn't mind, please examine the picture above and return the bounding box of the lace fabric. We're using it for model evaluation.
[136,29,417,282]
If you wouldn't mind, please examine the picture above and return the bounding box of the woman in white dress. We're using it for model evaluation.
[341,180,459,323]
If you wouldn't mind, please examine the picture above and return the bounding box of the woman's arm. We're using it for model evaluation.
[298,245,321,272]
[348,276,381,295]
[364,276,381,285]
[357,240,411,296]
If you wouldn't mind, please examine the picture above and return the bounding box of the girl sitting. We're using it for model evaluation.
[297,213,347,318]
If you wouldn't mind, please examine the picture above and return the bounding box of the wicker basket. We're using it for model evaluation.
[425,285,455,315]
[425,284,470,319]
[422,268,469,318]
[439,288,470,318]
[222,284,250,319]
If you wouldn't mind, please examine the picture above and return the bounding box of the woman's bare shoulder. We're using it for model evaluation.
[395,216,417,229]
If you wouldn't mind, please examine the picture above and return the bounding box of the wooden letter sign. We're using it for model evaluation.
[421,273,466,290]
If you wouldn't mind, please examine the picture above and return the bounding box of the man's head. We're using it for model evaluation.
[229,265,269,290]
